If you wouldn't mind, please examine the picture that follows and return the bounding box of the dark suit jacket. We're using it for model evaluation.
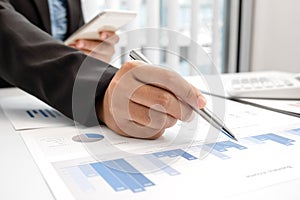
[0,0,118,125]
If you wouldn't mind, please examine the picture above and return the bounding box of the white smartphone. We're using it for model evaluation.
[64,10,137,45]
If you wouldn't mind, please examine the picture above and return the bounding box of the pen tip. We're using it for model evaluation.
[221,127,238,142]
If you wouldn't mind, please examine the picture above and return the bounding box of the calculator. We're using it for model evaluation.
[224,71,300,99]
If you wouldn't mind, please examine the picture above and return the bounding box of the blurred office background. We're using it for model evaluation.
[81,0,300,74]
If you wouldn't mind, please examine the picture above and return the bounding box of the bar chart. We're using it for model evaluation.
[53,127,300,196]
[26,109,62,118]
[252,133,295,146]
[187,132,297,160]
[1,96,74,130]
[285,128,300,136]
[55,148,197,194]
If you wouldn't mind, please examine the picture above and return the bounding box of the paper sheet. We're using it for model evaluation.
[19,99,300,200]
[0,95,73,130]
[239,98,300,117]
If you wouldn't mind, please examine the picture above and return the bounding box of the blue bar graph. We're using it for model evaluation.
[188,145,231,160]
[113,159,155,187]
[26,110,34,118]
[45,109,56,118]
[79,165,98,177]
[253,133,295,146]
[67,167,95,192]
[153,149,198,161]
[173,149,198,160]
[286,128,300,136]
[38,109,49,117]
[164,150,179,157]
[90,162,127,192]
[70,149,197,194]
[26,109,62,118]
[209,149,231,160]
[103,161,145,193]
[206,141,247,152]
[144,154,180,176]
[80,159,155,193]
[153,151,167,158]
[61,130,300,195]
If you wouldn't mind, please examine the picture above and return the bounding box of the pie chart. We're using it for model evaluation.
[72,133,104,143]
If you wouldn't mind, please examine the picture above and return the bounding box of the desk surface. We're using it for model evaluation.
[0,88,299,200]
[0,88,54,200]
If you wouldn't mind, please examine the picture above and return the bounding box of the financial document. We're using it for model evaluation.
[0,95,73,130]
[238,98,300,117]
[18,98,300,200]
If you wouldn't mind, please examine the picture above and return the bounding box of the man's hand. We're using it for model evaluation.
[97,61,207,139]
[70,31,119,63]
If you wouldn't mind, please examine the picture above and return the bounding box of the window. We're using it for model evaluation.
[81,0,232,74]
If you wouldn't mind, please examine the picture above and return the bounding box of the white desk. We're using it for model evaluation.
[0,88,54,200]
[0,88,299,200]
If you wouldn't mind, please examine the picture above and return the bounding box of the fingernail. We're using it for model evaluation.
[100,33,108,40]
[76,40,84,48]
[197,96,207,108]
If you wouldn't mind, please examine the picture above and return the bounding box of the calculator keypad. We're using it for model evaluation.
[231,77,294,90]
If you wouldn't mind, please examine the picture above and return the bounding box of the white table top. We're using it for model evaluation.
[0,88,54,200]
[0,88,299,200]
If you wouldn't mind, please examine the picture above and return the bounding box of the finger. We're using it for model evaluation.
[110,113,166,139]
[130,84,193,121]
[99,31,120,44]
[75,39,99,51]
[79,49,104,59]
[76,39,115,56]
[131,64,207,109]
[99,31,114,39]
[129,100,178,129]
[79,48,112,63]
[68,44,76,48]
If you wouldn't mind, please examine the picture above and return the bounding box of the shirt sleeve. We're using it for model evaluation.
[0,0,118,126]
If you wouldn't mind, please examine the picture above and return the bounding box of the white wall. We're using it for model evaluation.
[250,0,300,73]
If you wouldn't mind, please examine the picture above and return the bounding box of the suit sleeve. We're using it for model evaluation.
[0,0,118,126]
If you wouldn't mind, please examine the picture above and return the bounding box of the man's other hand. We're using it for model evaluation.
[70,31,119,63]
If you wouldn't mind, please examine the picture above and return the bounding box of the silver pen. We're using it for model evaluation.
[129,50,238,141]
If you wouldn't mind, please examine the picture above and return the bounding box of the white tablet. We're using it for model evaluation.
[64,10,137,45]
